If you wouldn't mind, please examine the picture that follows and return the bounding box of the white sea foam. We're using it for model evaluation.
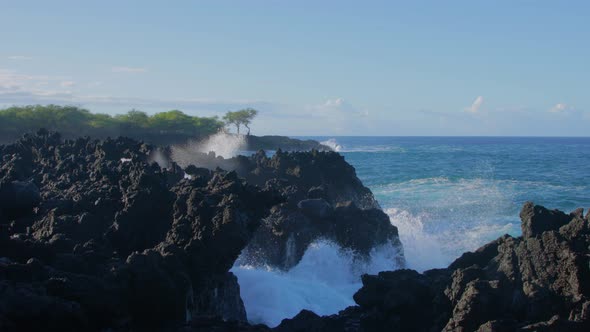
[320,138,405,153]
[385,207,516,271]
[232,239,402,327]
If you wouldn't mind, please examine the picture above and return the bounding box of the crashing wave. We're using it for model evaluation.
[320,138,342,152]
[232,239,402,327]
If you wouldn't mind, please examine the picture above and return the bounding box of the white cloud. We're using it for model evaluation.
[60,81,76,87]
[0,86,271,113]
[0,69,73,94]
[310,98,369,117]
[324,98,344,108]
[0,69,271,112]
[465,96,484,113]
[7,55,33,60]
[549,103,569,113]
[111,66,147,73]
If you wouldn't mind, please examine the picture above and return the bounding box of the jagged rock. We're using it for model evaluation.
[0,132,279,330]
[279,202,590,331]
[178,150,404,269]
[520,201,572,238]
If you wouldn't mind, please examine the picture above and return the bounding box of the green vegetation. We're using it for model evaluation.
[0,105,225,143]
[223,108,258,135]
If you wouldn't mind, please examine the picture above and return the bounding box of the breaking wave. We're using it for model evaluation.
[385,207,515,272]
[320,138,342,152]
[232,239,402,327]
[320,138,405,153]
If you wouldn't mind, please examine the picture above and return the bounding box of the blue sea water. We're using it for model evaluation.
[233,136,590,326]
[312,136,590,270]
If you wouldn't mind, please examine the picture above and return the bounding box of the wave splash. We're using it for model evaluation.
[320,138,342,152]
[320,138,406,153]
[198,131,246,158]
[232,239,402,327]
[171,131,246,166]
[386,207,516,272]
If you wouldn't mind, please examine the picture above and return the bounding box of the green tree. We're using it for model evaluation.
[115,109,149,128]
[0,105,225,142]
[223,108,258,135]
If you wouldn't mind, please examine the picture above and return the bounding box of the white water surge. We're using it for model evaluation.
[320,138,342,152]
[233,206,515,326]
[232,239,402,327]
[197,131,246,158]
[172,131,246,165]
[386,207,515,272]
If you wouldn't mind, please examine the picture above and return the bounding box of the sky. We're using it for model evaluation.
[1,0,589,136]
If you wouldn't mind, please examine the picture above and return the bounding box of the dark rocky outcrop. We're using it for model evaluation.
[4,130,585,332]
[0,131,403,331]
[279,202,590,331]
[172,149,404,270]
[0,131,280,331]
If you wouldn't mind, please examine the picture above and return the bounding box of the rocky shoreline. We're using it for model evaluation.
[1,131,588,331]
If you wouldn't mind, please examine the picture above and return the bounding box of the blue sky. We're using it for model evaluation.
[1,1,589,135]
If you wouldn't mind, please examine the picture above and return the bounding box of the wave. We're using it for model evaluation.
[232,239,402,327]
[372,175,520,271]
[320,138,342,152]
[385,207,516,272]
[320,138,405,153]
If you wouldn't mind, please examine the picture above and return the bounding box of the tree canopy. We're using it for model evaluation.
[0,105,225,143]
[222,108,258,135]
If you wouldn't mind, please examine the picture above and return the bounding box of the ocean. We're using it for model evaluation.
[233,136,590,327]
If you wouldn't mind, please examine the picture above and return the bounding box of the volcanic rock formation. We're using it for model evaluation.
[0,131,403,331]
[174,149,404,270]
[0,131,279,330]
[276,202,590,331]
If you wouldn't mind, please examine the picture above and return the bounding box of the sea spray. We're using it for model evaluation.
[320,138,406,153]
[385,207,516,272]
[232,239,402,327]
[320,138,342,152]
[149,148,170,169]
[198,131,247,158]
[172,131,246,166]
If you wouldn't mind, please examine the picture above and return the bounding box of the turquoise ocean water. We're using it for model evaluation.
[310,136,590,270]
[234,136,590,326]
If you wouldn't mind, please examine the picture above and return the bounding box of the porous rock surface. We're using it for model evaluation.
[0,131,279,331]
[176,149,404,270]
[276,202,590,331]
[0,131,403,331]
